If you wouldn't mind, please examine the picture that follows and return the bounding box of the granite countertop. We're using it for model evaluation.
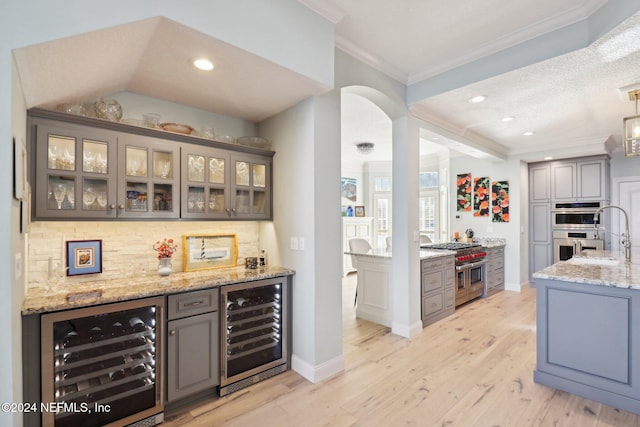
[473,237,507,248]
[344,248,454,260]
[533,250,640,290]
[22,265,295,315]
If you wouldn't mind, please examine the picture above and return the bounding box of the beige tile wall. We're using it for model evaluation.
[27,221,260,287]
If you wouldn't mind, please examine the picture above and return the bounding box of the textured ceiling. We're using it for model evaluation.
[13,17,330,122]
[12,3,640,161]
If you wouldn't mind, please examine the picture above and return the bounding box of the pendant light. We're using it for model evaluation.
[623,90,640,157]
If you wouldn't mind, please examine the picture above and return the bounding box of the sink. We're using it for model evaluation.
[568,257,620,266]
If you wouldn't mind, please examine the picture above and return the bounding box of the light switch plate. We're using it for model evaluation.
[290,237,298,250]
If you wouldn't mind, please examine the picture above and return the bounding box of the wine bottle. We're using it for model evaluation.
[128,317,146,332]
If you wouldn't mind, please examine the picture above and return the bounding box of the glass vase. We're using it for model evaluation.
[157,258,173,276]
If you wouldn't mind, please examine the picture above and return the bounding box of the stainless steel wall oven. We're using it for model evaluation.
[552,201,604,229]
[220,277,289,396]
[39,296,164,427]
[553,230,604,262]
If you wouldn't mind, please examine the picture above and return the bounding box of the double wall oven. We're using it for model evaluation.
[422,243,487,307]
[552,201,605,262]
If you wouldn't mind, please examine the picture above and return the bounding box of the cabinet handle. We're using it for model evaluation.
[169,330,176,336]
[184,300,204,307]
[109,204,116,210]
[226,208,231,215]
[118,204,125,210]
[232,208,237,215]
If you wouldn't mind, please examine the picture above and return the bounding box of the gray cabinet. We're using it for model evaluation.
[166,288,219,403]
[485,246,505,296]
[535,278,640,415]
[229,153,272,220]
[181,144,231,219]
[530,203,552,280]
[29,109,274,221]
[551,158,608,201]
[421,255,455,327]
[33,118,119,219]
[117,133,180,219]
[181,147,272,220]
[529,164,551,202]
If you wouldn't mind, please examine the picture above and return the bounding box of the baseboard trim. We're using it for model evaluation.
[291,353,344,383]
[392,320,423,338]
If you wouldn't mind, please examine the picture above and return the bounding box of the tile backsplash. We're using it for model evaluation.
[27,221,260,288]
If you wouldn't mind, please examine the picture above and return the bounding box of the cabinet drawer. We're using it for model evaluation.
[422,270,444,294]
[422,293,444,318]
[422,259,444,272]
[168,288,218,320]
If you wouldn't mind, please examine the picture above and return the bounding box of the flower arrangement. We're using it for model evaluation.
[153,238,178,258]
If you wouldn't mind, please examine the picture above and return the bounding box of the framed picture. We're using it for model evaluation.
[341,177,357,202]
[354,206,365,217]
[66,240,102,276]
[183,234,238,272]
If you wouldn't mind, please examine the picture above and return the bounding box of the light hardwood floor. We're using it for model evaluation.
[163,275,640,427]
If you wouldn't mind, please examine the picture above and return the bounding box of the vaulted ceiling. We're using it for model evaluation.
[12,2,640,162]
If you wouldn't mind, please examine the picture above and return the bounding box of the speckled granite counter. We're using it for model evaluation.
[344,248,454,260]
[22,265,295,315]
[474,237,507,248]
[533,251,639,290]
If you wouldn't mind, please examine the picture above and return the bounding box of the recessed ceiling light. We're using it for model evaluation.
[544,156,553,160]
[193,58,214,71]
[523,131,535,136]
[469,95,487,103]
[432,137,440,141]
[501,116,514,122]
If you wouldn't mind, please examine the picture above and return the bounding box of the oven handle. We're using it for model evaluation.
[455,259,487,270]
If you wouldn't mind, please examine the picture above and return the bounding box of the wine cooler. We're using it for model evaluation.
[40,296,164,427]
[220,277,289,396]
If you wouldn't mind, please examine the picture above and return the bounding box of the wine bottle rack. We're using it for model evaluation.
[41,297,164,427]
[220,278,288,394]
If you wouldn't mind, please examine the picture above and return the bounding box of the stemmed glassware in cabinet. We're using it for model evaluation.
[52,184,66,209]
[96,191,107,208]
[83,188,96,209]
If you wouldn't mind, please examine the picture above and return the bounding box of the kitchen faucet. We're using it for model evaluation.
[593,205,631,262]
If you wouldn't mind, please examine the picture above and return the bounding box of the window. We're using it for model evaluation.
[419,172,439,242]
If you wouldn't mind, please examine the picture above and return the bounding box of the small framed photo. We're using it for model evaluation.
[66,240,102,276]
[183,234,238,272]
[354,206,365,217]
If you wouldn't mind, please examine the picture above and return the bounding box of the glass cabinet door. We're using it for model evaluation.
[230,154,271,219]
[118,135,180,219]
[35,119,117,219]
[181,146,230,219]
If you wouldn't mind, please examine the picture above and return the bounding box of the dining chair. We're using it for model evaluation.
[348,238,372,306]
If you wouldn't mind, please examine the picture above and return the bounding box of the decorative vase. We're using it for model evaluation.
[94,98,123,122]
[157,258,173,276]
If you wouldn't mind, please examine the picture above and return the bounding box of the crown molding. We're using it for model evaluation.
[295,0,348,24]
[335,35,408,84]
[408,1,607,84]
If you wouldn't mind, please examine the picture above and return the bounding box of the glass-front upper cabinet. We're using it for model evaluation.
[181,145,230,219]
[34,119,118,219]
[117,134,180,219]
[230,153,271,220]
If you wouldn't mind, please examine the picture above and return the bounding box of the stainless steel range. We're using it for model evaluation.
[421,242,487,306]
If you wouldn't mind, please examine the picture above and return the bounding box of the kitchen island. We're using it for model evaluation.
[344,248,455,328]
[533,251,640,415]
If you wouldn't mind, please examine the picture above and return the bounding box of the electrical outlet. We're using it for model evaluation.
[290,237,298,250]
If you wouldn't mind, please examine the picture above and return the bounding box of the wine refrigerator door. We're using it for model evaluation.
[220,277,288,388]
[40,296,164,427]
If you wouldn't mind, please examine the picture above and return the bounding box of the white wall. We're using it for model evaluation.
[449,156,525,291]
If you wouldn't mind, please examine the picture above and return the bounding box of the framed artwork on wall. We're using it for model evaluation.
[183,234,238,272]
[354,206,365,217]
[66,240,102,276]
